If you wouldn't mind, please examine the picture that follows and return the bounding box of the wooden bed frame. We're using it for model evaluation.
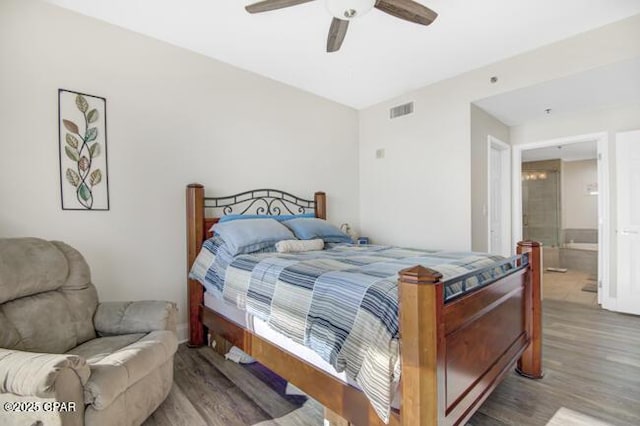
[186,183,543,426]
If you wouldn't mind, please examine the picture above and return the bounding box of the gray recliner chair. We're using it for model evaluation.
[0,238,178,426]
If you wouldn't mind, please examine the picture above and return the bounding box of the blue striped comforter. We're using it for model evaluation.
[190,238,509,423]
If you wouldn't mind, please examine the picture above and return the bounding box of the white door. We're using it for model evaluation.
[616,130,640,315]
[490,147,503,253]
[488,137,511,256]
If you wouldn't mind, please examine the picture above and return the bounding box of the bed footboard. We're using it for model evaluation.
[398,241,542,426]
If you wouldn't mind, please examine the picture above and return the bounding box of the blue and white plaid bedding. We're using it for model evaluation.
[190,238,510,423]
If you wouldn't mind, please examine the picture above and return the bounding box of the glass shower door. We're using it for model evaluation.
[522,170,560,247]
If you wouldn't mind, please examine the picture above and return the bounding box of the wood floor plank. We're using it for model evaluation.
[197,346,309,419]
[144,384,208,426]
[145,293,640,426]
[466,410,510,426]
[172,346,272,426]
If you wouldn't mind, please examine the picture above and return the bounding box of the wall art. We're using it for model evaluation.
[58,89,109,210]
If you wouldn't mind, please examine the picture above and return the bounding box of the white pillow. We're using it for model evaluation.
[275,239,324,253]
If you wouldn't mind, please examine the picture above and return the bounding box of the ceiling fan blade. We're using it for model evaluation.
[245,0,316,14]
[327,18,349,53]
[375,0,438,26]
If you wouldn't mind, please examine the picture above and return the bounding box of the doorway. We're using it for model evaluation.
[512,132,609,308]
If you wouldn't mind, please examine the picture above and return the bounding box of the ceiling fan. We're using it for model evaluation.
[245,0,438,52]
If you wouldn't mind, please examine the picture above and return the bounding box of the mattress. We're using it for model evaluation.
[204,291,350,383]
[203,291,403,409]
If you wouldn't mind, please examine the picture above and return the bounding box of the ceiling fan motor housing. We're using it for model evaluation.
[326,0,376,19]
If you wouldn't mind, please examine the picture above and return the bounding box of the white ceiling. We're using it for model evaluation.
[474,57,640,126]
[522,141,597,162]
[45,0,640,109]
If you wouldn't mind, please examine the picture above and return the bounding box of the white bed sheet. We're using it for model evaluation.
[204,291,352,383]
[203,291,401,409]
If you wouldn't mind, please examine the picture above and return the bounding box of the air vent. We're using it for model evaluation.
[390,102,414,119]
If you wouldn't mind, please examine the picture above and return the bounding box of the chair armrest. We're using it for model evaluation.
[94,301,178,336]
[0,349,90,397]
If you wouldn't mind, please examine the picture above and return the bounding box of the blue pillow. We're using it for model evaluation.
[281,218,352,243]
[219,213,315,223]
[213,219,296,256]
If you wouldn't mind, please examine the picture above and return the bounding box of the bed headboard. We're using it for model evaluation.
[206,188,324,239]
[185,183,326,345]
[187,184,326,242]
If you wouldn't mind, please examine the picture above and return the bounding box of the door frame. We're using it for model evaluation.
[512,132,610,307]
[487,136,511,257]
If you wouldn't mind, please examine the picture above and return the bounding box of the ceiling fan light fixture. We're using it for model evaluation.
[326,0,375,20]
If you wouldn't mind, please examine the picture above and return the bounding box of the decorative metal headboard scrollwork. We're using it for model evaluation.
[204,189,316,216]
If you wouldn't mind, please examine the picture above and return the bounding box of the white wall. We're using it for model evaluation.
[0,0,359,338]
[359,14,640,250]
[470,105,510,252]
[562,160,598,230]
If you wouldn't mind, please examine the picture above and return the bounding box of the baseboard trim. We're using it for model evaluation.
[177,322,189,343]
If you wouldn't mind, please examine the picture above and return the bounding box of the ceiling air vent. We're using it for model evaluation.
[390,102,414,119]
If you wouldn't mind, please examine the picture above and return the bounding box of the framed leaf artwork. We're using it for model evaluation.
[58,89,109,210]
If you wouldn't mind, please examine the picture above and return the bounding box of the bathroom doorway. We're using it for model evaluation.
[513,133,609,308]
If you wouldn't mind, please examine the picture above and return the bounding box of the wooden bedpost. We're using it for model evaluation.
[314,191,327,219]
[516,241,543,379]
[187,183,206,347]
[398,265,445,426]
